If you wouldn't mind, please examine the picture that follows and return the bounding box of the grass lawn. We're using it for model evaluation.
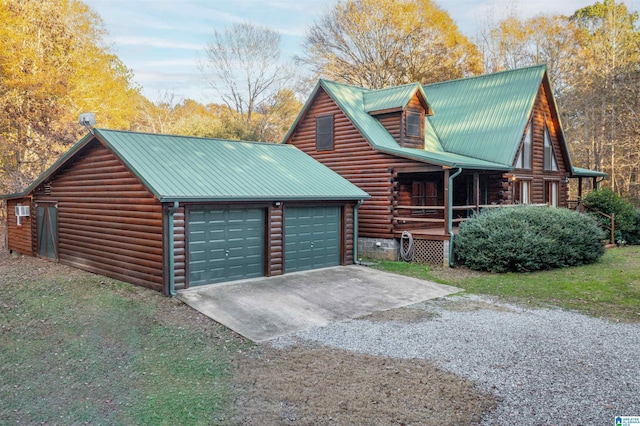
[374,245,640,322]
[0,255,249,425]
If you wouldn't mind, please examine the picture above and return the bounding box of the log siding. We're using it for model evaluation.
[32,140,165,292]
[6,198,33,256]
[286,88,435,239]
[506,83,569,206]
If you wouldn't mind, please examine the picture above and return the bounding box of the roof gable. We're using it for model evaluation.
[423,65,546,166]
[303,80,510,170]
[363,82,430,114]
[2,130,369,202]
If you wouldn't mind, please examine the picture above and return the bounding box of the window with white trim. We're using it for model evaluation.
[543,126,559,171]
[546,181,559,207]
[515,121,533,170]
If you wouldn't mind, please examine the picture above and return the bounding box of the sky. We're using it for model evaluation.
[83,0,640,105]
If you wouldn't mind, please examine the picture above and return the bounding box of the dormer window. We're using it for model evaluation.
[406,112,421,137]
[316,115,334,151]
[515,120,532,170]
[543,126,558,171]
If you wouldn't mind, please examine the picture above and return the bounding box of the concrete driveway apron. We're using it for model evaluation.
[177,265,459,342]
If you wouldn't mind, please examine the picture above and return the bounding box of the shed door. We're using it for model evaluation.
[188,208,264,286]
[285,206,340,273]
[36,203,57,260]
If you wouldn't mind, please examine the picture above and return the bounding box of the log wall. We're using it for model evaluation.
[32,140,165,292]
[401,95,426,149]
[6,198,33,255]
[507,83,569,206]
[286,88,433,239]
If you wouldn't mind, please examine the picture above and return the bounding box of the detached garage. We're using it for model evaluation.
[1,129,369,295]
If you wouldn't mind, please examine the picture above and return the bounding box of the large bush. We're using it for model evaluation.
[582,189,639,244]
[454,206,606,273]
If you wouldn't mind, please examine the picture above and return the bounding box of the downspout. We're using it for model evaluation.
[353,199,364,264]
[595,176,606,190]
[448,168,463,267]
[167,201,179,296]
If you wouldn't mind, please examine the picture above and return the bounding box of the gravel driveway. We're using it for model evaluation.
[272,294,640,425]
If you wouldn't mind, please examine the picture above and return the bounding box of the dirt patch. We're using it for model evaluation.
[435,297,516,313]
[429,265,492,282]
[358,306,439,323]
[232,345,496,425]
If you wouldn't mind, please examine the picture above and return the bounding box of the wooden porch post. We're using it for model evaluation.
[444,168,450,234]
[578,177,583,199]
[473,172,480,212]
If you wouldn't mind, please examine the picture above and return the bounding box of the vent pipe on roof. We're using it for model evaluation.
[79,113,96,135]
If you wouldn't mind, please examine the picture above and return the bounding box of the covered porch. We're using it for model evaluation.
[392,168,507,237]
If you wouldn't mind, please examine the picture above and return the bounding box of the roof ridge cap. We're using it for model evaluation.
[424,64,547,89]
[98,128,287,146]
[368,82,420,94]
[321,79,371,92]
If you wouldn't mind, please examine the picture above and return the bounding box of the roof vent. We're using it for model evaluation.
[44,182,52,195]
[79,112,96,134]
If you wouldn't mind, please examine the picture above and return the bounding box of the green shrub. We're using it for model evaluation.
[454,206,606,272]
[582,189,638,244]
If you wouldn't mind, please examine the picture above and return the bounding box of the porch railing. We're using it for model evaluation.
[394,203,550,227]
[396,202,616,245]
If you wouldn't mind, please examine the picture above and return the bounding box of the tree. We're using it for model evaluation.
[0,0,139,194]
[568,0,640,195]
[202,22,293,127]
[298,0,482,89]
[476,13,581,96]
[475,1,640,199]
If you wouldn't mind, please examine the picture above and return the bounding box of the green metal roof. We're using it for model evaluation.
[363,82,426,113]
[289,79,511,170]
[423,65,547,166]
[2,130,369,202]
[571,166,608,178]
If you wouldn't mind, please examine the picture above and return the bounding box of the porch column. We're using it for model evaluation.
[578,177,583,199]
[443,168,450,234]
[473,172,480,212]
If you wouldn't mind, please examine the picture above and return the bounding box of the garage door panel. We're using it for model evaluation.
[285,206,340,273]
[188,208,265,286]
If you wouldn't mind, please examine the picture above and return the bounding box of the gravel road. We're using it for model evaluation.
[272,294,640,425]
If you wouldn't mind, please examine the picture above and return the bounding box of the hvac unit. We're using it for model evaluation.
[15,205,30,226]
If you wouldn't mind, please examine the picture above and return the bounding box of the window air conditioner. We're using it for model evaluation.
[15,205,30,217]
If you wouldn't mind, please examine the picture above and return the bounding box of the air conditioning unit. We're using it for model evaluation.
[15,205,30,226]
[15,205,30,217]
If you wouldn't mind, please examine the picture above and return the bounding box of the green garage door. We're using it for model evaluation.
[188,208,264,286]
[285,206,340,273]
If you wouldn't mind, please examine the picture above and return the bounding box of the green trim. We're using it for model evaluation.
[571,167,608,178]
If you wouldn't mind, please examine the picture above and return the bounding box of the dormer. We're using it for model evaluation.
[363,83,432,149]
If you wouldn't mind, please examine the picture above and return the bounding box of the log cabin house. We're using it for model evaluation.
[284,65,606,265]
[2,129,369,294]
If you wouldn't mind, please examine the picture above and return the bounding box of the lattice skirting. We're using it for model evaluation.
[402,238,444,265]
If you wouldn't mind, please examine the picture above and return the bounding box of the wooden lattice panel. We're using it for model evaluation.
[412,239,444,265]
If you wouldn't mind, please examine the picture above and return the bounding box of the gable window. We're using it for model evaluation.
[316,115,334,151]
[543,126,559,171]
[515,121,532,170]
[406,112,422,138]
